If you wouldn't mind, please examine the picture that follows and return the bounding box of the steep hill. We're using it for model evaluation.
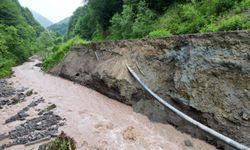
[31,10,53,28]
[48,17,70,35]
[0,0,44,77]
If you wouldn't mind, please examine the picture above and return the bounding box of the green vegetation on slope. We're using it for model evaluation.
[43,0,250,71]
[150,0,250,37]
[35,30,64,59]
[0,0,44,77]
[43,36,89,71]
[48,17,70,36]
[67,0,124,40]
[67,0,250,40]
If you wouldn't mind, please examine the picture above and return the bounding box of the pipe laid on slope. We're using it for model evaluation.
[126,64,250,150]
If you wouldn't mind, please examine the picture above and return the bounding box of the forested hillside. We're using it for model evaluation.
[0,0,44,77]
[48,17,70,35]
[67,0,250,40]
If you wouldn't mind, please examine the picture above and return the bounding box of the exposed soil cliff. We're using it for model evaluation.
[50,31,250,149]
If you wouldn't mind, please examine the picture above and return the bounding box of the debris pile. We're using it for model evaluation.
[5,97,45,124]
[1,112,64,149]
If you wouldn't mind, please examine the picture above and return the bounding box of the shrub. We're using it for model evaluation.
[109,1,156,40]
[218,15,249,31]
[52,132,76,150]
[200,23,219,32]
[152,0,250,35]
[178,4,206,33]
[213,0,236,14]
[39,132,76,150]
[131,0,156,38]
[152,4,182,34]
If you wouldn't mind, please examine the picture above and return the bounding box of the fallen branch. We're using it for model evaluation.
[126,64,250,150]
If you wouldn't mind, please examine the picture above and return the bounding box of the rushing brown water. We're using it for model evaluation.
[1,60,216,150]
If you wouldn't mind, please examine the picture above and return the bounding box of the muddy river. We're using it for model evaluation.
[0,60,216,150]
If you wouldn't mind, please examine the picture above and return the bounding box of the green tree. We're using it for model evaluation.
[0,0,44,77]
[109,4,134,39]
[0,0,24,26]
[67,0,123,40]
[132,0,156,38]
[109,0,156,39]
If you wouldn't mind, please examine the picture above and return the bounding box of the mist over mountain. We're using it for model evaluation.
[31,10,53,27]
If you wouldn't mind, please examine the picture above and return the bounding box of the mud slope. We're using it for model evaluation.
[50,31,250,148]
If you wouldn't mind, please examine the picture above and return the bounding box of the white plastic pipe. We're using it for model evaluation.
[126,64,250,150]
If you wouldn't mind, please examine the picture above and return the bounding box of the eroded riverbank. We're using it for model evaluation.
[0,60,216,149]
[50,31,250,149]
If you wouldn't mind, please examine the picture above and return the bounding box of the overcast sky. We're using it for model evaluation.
[18,0,83,23]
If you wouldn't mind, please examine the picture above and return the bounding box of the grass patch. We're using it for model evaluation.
[147,29,172,38]
[42,36,89,71]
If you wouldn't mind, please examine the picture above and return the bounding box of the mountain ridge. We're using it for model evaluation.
[31,10,53,28]
[48,17,70,35]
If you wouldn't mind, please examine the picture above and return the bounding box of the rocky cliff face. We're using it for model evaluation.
[50,31,250,149]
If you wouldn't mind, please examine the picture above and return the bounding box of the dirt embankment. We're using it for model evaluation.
[50,31,250,149]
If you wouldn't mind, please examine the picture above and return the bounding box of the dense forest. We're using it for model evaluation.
[0,0,44,77]
[1,0,250,77]
[67,0,250,40]
[0,0,64,77]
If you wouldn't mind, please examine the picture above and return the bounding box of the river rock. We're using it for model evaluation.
[8,112,63,146]
[25,89,33,96]
[5,97,45,124]
[38,104,57,115]
[0,79,16,98]
[184,139,193,147]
